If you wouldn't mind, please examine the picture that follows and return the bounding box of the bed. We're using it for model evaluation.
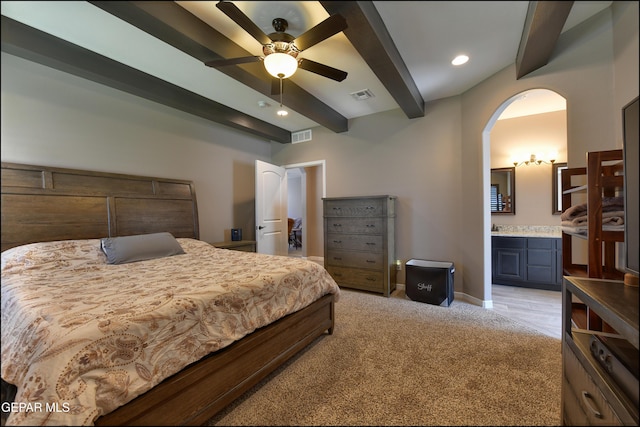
[1,162,340,426]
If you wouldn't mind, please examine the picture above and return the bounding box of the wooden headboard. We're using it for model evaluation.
[1,162,199,252]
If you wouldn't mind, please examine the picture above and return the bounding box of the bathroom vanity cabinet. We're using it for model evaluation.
[492,235,562,290]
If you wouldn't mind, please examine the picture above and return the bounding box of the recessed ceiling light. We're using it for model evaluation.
[451,55,469,66]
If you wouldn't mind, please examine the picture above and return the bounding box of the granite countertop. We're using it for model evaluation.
[491,225,562,238]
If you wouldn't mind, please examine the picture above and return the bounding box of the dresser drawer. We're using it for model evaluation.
[326,250,384,269]
[326,233,383,252]
[324,198,385,217]
[563,376,592,426]
[325,218,384,234]
[563,342,623,425]
[326,266,384,292]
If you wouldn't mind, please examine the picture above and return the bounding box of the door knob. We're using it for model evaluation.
[258,225,265,230]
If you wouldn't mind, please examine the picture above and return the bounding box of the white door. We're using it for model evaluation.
[255,160,287,255]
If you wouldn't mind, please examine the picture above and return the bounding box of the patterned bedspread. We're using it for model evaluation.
[1,238,340,426]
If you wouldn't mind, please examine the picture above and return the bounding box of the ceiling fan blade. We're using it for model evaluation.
[298,59,348,82]
[293,14,347,51]
[216,1,272,45]
[205,56,261,67]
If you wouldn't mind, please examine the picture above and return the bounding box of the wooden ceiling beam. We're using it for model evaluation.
[516,1,574,79]
[90,1,348,133]
[321,1,424,119]
[1,15,291,143]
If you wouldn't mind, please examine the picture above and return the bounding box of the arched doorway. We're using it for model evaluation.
[483,88,567,306]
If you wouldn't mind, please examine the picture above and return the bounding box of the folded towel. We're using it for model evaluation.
[562,224,624,233]
[561,196,624,221]
[561,210,625,228]
[561,203,587,221]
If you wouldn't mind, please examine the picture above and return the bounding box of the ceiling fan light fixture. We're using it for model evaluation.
[264,52,298,79]
[277,109,288,117]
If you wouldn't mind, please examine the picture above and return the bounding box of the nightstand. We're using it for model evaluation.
[211,240,256,252]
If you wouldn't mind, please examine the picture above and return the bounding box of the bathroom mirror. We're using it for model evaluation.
[491,167,515,214]
[552,162,568,214]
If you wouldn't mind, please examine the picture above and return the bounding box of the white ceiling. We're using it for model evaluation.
[1,1,612,133]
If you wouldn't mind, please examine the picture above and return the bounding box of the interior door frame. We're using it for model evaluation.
[283,160,326,259]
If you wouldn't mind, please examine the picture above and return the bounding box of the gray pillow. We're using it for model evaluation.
[100,232,185,265]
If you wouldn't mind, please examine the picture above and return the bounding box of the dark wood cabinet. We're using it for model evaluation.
[561,276,638,425]
[527,237,560,284]
[492,236,562,290]
[492,236,526,283]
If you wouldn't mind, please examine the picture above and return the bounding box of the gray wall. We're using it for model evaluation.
[0,52,270,245]
[1,2,637,305]
[272,98,463,292]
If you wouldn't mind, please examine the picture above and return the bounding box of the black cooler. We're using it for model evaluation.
[405,259,455,306]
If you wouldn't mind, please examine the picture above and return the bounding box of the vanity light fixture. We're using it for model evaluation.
[513,153,556,167]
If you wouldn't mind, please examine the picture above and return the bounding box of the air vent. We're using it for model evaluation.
[291,129,312,144]
[350,89,375,101]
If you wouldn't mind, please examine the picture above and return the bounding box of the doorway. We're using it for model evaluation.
[287,168,304,257]
[284,160,326,262]
[484,89,567,304]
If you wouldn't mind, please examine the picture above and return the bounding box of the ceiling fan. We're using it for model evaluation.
[205,1,348,93]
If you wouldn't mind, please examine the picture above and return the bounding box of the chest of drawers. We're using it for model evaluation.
[323,195,396,296]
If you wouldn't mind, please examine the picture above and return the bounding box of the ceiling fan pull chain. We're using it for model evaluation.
[276,77,288,117]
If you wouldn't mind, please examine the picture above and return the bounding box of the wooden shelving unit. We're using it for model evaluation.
[561,149,625,280]
[561,149,625,331]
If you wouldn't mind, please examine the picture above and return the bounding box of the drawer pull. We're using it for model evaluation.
[333,257,342,261]
[366,260,376,263]
[366,242,376,246]
[366,224,376,228]
[333,223,342,227]
[366,277,376,281]
[581,391,602,419]
[333,240,342,244]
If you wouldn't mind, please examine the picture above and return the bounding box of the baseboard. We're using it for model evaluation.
[396,282,492,308]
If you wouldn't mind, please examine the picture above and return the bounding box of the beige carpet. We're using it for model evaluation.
[207,288,562,426]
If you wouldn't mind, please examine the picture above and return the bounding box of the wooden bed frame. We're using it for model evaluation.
[1,162,335,426]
